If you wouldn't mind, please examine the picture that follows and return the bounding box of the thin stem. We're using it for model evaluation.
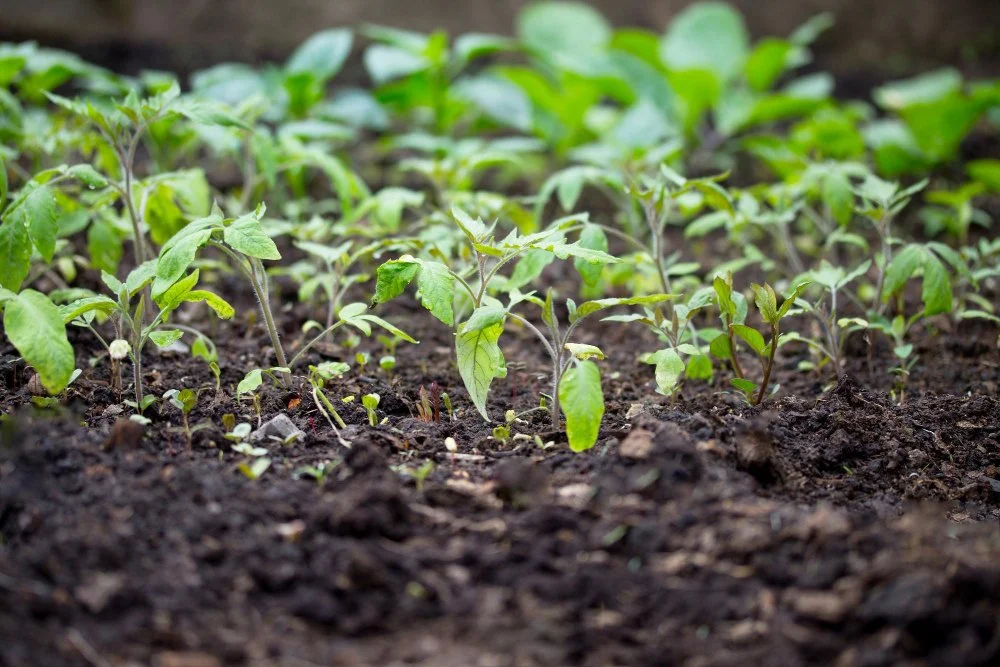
[508,311,561,428]
[288,321,346,370]
[725,317,745,379]
[754,325,779,406]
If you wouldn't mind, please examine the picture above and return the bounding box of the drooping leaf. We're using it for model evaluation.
[456,322,505,420]
[0,219,32,291]
[416,260,455,327]
[559,359,604,452]
[4,289,75,394]
[374,258,420,304]
[149,329,184,348]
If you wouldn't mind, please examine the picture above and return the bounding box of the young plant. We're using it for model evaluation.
[362,393,381,426]
[163,388,197,451]
[0,288,76,396]
[374,206,649,450]
[718,282,809,405]
[62,262,234,411]
[307,361,351,446]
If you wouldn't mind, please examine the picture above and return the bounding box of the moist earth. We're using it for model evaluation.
[1,299,999,667]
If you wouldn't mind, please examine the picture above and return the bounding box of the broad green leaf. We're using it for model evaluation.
[157,270,200,310]
[455,75,533,132]
[224,214,281,260]
[357,313,418,344]
[518,2,611,60]
[823,170,853,225]
[61,295,117,323]
[416,261,456,327]
[374,259,420,304]
[149,329,183,348]
[237,369,263,395]
[660,2,749,82]
[363,45,427,85]
[464,304,507,332]
[67,164,107,189]
[559,360,604,452]
[574,224,608,288]
[456,322,505,421]
[732,324,767,356]
[709,332,732,359]
[0,219,32,291]
[7,183,58,262]
[506,249,554,291]
[685,353,713,380]
[646,347,685,396]
[286,29,353,81]
[873,68,962,110]
[4,289,75,394]
[452,206,488,242]
[881,244,925,301]
[745,38,795,92]
[712,276,734,316]
[968,159,1000,192]
[525,240,619,265]
[152,227,214,298]
[777,282,810,318]
[125,260,158,295]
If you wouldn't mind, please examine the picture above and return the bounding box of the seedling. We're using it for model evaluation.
[163,388,198,450]
[415,383,441,423]
[238,457,271,481]
[362,393,381,426]
[307,361,351,446]
[293,459,341,486]
[719,282,809,405]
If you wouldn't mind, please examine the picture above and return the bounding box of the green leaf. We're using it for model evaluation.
[745,38,795,92]
[564,343,605,361]
[709,332,732,359]
[223,214,280,260]
[465,304,507,332]
[374,258,420,304]
[286,29,353,81]
[881,244,925,301]
[645,347,685,396]
[451,206,488,242]
[67,164,108,189]
[968,159,1000,192]
[685,353,713,381]
[60,295,117,323]
[730,377,758,399]
[152,225,215,298]
[181,291,236,319]
[526,240,619,265]
[3,290,75,395]
[731,324,767,356]
[777,281,810,319]
[455,75,533,132]
[156,269,200,310]
[0,155,7,212]
[518,2,611,60]
[574,294,673,321]
[149,329,183,348]
[416,260,455,327]
[712,276,735,316]
[574,224,608,288]
[0,219,32,291]
[873,68,962,110]
[364,45,427,85]
[751,283,778,325]
[920,252,951,316]
[823,170,854,225]
[660,2,749,82]
[456,322,505,421]
[7,183,58,262]
[237,368,263,396]
[559,360,604,452]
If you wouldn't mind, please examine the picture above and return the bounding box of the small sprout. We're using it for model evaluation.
[441,392,454,421]
[492,423,511,445]
[232,442,269,457]
[416,384,441,422]
[222,413,236,432]
[238,457,271,480]
[355,351,370,370]
[444,436,458,453]
[293,459,340,486]
[164,388,198,450]
[402,460,435,493]
[379,355,396,375]
[225,422,253,443]
[362,393,381,426]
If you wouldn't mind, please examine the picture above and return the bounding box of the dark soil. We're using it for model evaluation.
[2,289,999,666]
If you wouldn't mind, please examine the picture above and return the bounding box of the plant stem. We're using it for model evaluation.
[725,317,745,379]
[754,326,779,406]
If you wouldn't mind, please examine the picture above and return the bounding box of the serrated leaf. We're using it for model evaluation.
[0,219,32,291]
[374,258,420,304]
[4,289,75,394]
[416,260,455,327]
[456,322,505,421]
[559,360,604,452]
[223,214,280,260]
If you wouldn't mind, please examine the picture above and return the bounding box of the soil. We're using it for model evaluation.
[1,273,999,667]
